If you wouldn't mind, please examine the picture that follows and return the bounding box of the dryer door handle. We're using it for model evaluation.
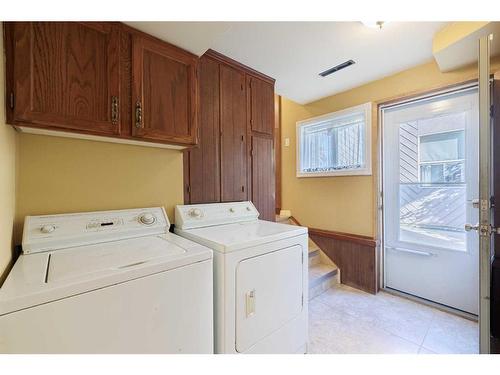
[246,290,256,317]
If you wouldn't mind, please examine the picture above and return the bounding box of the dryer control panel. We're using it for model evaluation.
[175,201,259,230]
[22,207,169,254]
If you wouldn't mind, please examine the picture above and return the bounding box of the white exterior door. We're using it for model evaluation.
[383,88,479,315]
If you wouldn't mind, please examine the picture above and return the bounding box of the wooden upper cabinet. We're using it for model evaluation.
[247,75,274,136]
[7,22,121,135]
[220,64,248,202]
[131,34,198,145]
[188,56,221,203]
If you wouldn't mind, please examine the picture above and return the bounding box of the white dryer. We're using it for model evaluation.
[0,207,213,354]
[175,201,308,354]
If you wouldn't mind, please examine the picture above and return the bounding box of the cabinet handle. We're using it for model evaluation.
[111,96,119,125]
[135,99,143,128]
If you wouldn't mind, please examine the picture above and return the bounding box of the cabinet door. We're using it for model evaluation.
[9,22,121,135]
[220,65,247,202]
[188,57,221,203]
[251,135,275,221]
[248,76,274,136]
[132,35,198,145]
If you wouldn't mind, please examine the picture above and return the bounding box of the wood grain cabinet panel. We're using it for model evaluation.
[188,56,221,203]
[248,76,274,136]
[220,64,248,202]
[251,135,275,221]
[7,22,121,135]
[131,34,198,145]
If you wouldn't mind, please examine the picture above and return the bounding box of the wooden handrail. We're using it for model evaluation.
[290,216,377,247]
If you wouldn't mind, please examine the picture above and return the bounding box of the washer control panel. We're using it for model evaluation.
[175,201,259,230]
[22,207,168,254]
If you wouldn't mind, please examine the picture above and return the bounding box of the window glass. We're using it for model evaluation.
[297,104,371,177]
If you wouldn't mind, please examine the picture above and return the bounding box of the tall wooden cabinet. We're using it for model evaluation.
[184,50,276,221]
[220,64,248,202]
[247,75,275,221]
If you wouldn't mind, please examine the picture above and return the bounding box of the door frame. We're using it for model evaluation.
[377,82,480,318]
[478,34,492,354]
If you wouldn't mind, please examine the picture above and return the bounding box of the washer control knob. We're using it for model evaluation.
[139,213,156,225]
[229,208,235,213]
[189,208,203,218]
[41,224,56,234]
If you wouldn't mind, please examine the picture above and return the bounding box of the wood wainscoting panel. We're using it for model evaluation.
[309,229,378,294]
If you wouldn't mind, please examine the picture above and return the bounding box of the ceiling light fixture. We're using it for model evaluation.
[362,21,385,29]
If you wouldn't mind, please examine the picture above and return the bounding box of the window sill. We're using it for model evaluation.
[296,168,372,178]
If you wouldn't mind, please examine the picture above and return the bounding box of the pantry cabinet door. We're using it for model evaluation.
[248,76,274,136]
[188,56,221,203]
[132,34,198,145]
[9,22,121,135]
[251,135,275,221]
[220,64,248,202]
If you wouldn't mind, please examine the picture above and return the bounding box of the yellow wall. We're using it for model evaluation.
[281,57,500,237]
[0,25,18,281]
[15,134,184,244]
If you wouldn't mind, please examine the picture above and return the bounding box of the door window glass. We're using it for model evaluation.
[398,113,467,251]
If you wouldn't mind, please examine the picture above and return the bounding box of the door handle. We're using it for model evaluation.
[246,289,256,317]
[466,223,500,235]
[386,246,434,257]
[135,100,143,129]
[465,223,480,232]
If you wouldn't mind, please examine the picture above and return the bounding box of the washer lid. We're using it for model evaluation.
[0,233,212,315]
[175,219,307,253]
[47,236,186,283]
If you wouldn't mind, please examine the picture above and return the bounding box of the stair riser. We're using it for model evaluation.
[309,253,321,267]
[309,276,338,300]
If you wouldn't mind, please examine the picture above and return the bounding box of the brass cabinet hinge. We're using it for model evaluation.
[186,185,191,194]
[9,92,14,110]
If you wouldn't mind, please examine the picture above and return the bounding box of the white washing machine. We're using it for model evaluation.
[0,207,213,354]
[174,201,308,354]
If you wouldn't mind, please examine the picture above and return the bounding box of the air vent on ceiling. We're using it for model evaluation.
[319,60,355,77]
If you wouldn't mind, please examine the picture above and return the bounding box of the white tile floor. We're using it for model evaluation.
[308,284,479,354]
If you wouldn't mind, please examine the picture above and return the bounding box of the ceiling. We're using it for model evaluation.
[126,22,447,104]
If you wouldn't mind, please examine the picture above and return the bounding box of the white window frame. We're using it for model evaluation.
[296,102,372,177]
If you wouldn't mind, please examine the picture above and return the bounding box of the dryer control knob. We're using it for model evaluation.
[40,224,56,234]
[139,213,156,225]
[189,208,203,218]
